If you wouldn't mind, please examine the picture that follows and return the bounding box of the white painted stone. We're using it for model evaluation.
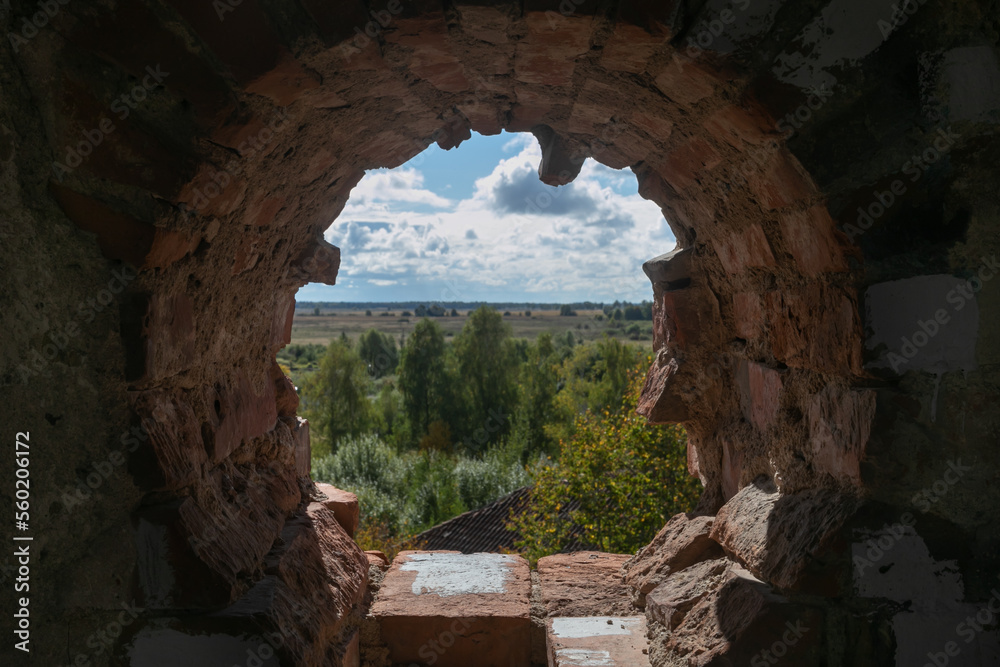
[555,648,614,666]
[400,552,517,597]
[551,616,643,639]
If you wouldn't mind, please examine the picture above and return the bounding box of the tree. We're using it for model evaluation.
[559,304,577,316]
[511,361,702,562]
[398,319,451,437]
[358,328,398,378]
[509,332,559,456]
[453,306,517,449]
[302,338,372,454]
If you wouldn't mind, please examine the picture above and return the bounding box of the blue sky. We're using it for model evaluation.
[296,131,676,303]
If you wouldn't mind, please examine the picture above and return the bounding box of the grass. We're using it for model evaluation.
[290,307,652,347]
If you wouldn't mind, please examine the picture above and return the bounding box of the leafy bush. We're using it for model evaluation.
[512,362,701,563]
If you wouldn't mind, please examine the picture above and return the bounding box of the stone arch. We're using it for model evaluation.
[3,0,998,664]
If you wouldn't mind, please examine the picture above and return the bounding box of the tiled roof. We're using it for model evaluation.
[415,486,594,554]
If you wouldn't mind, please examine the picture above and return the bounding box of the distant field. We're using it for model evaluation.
[289,307,652,348]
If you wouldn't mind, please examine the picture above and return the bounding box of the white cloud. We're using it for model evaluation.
[322,140,675,302]
[343,167,453,209]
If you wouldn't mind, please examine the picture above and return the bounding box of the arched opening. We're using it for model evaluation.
[5,0,998,665]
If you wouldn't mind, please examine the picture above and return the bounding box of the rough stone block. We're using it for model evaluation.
[270,360,299,418]
[642,247,692,288]
[710,483,860,590]
[202,370,278,462]
[371,551,531,666]
[289,238,341,286]
[130,389,207,490]
[623,514,721,606]
[291,417,311,477]
[546,616,651,667]
[654,560,825,665]
[314,483,360,538]
[646,557,729,630]
[636,352,689,422]
[537,552,633,617]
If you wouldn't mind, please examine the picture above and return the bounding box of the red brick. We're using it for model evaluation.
[720,436,744,501]
[49,183,155,267]
[601,23,660,74]
[372,551,532,667]
[145,228,201,270]
[780,205,849,275]
[630,110,673,142]
[711,223,776,274]
[733,291,763,339]
[145,292,197,380]
[314,483,360,538]
[537,552,633,617]
[659,136,722,191]
[244,53,321,106]
[702,103,776,148]
[546,617,650,667]
[202,370,278,462]
[653,56,717,107]
[808,384,876,486]
[751,149,816,209]
[736,361,783,431]
[388,18,471,92]
[514,12,593,86]
[765,284,863,374]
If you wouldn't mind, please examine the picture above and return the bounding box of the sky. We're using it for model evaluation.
[296,131,676,304]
